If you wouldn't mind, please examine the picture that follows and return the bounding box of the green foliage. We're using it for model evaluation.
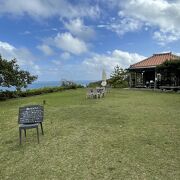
[61,79,76,87]
[156,59,180,74]
[0,90,18,100]
[156,59,180,86]
[13,70,37,91]
[61,79,84,88]
[0,55,37,91]
[109,65,128,88]
[88,80,102,88]
[87,80,111,88]
[0,55,17,87]
[0,86,78,101]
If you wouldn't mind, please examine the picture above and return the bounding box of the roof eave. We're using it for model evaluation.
[128,65,156,70]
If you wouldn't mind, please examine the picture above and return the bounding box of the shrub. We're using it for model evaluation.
[0,90,18,100]
[0,85,80,101]
[109,65,128,88]
[61,80,84,89]
[87,81,101,88]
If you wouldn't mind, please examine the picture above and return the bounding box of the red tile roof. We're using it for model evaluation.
[130,52,180,69]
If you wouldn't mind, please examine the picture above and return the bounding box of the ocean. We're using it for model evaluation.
[0,80,93,91]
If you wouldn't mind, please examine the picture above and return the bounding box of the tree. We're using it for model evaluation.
[0,55,37,91]
[156,59,180,86]
[156,59,180,75]
[13,70,37,91]
[0,55,17,87]
[109,65,128,88]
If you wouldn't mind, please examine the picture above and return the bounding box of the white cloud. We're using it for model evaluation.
[63,18,95,40]
[37,44,54,56]
[0,0,100,19]
[52,60,62,66]
[52,28,58,31]
[118,0,179,29]
[0,41,41,75]
[23,30,31,35]
[52,52,71,66]
[153,30,180,45]
[45,49,146,81]
[37,29,89,57]
[102,0,180,44]
[119,0,180,44]
[83,49,146,78]
[54,32,88,55]
[37,19,93,57]
[60,52,71,60]
[0,41,15,52]
[175,52,180,56]
[105,17,142,36]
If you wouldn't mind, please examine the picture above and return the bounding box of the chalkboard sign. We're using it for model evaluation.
[18,105,44,124]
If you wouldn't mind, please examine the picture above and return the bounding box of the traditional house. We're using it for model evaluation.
[128,52,180,89]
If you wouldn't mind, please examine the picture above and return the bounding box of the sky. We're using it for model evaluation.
[0,0,180,81]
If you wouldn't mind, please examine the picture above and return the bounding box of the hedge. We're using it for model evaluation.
[0,85,82,101]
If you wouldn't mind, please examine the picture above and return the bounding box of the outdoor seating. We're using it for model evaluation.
[18,105,44,145]
[87,87,106,99]
[94,88,102,99]
[96,87,105,97]
[86,88,95,99]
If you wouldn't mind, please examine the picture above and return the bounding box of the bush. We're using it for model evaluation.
[61,80,84,89]
[0,85,80,101]
[87,80,111,88]
[87,81,101,88]
[109,65,128,88]
[0,90,19,100]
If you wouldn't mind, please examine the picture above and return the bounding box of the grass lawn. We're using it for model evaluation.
[0,89,180,180]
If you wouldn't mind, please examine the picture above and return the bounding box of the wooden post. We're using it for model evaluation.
[40,122,44,135]
[129,72,132,88]
[135,72,137,87]
[154,69,157,89]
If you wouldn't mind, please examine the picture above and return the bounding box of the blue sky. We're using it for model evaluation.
[0,0,180,81]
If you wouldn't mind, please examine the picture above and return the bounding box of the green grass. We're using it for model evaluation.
[0,89,180,180]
